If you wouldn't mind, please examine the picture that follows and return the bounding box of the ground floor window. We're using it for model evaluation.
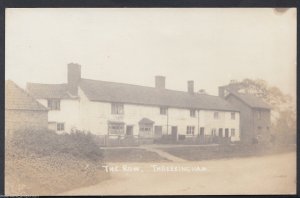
[139,124,153,137]
[108,122,125,135]
[57,123,65,131]
[211,128,216,136]
[187,126,195,135]
[231,128,235,137]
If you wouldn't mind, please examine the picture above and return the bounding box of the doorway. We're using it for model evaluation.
[126,125,133,136]
[225,128,229,138]
[171,126,178,141]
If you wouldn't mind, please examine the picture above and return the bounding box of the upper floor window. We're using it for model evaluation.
[231,112,235,120]
[111,103,124,114]
[186,126,195,135]
[57,123,65,131]
[160,107,168,115]
[48,99,60,110]
[214,112,219,119]
[190,109,196,117]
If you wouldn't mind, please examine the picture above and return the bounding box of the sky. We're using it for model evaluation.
[5,8,297,99]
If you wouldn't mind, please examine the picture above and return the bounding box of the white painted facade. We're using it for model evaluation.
[38,87,240,142]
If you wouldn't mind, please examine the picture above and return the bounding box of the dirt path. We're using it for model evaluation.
[140,146,187,162]
[61,152,296,195]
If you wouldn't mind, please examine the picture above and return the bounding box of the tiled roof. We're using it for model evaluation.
[225,88,271,109]
[26,83,72,99]
[26,78,240,111]
[5,80,48,111]
[79,78,239,111]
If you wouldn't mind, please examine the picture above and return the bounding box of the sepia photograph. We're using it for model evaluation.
[5,8,296,195]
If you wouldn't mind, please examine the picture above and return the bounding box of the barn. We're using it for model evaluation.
[5,80,48,137]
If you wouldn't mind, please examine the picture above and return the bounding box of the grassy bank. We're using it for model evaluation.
[159,143,296,161]
[102,148,170,162]
[5,129,110,196]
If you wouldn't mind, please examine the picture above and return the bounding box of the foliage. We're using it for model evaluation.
[228,79,296,134]
[9,128,103,162]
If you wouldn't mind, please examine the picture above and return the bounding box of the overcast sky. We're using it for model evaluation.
[5,8,296,99]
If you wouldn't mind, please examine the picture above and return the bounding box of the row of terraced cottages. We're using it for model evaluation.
[21,63,271,145]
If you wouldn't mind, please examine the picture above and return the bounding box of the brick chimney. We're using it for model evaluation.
[68,63,81,96]
[188,80,194,94]
[155,76,165,89]
[218,86,225,98]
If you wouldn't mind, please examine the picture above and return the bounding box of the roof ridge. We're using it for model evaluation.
[80,78,220,98]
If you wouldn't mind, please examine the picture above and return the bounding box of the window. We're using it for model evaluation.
[108,122,124,134]
[214,112,219,119]
[190,109,196,117]
[231,128,235,137]
[57,123,65,131]
[186,126,195,135]
[257,111,262,120]
[48,99,60,110]
[231,112,235,120]
[139,124,153,136]
[160,107,168,115]
[211,128,216,136]
[111,103,124,114]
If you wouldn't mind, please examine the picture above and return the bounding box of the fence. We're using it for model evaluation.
[95,134,232,147]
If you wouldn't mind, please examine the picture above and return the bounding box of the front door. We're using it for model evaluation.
[154,126,162,138]
[219,128,223,137]
[171,126,178,141]
[126,125,133,136]
[225,128,229,138]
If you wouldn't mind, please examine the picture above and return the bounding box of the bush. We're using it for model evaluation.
[8,128,103,162]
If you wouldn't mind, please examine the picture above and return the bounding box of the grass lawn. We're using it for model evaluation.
[102,148,170,162]
[158,143,296,161]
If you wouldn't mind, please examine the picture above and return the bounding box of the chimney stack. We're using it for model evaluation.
[218,86,225,98]
[155,76,165,89]
[188,80,194,94]
[68,63,81,96]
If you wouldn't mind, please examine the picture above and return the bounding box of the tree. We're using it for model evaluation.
[228,79,296,134]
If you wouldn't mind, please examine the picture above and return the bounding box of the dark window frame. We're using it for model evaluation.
[231,112,235,120]
[186,126,195,135]
[57,123,65,131]
[160,107,168,115]
[108,122,125,134]
[190,109,196,117]
[48,99,60,110]
[111,103,124,115]
[231,128,235,136]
